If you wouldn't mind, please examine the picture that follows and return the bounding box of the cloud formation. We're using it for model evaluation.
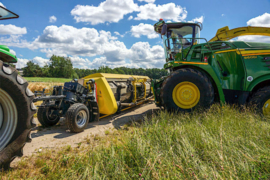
[0,24,27,35]
[71,0,188,25]
[130,23,159,39]
[49,15,57,23]
[134,3,187,21]
[71,0,138,25]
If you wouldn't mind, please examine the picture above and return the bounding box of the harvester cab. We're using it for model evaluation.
[152,19,270,117]
[154,19,202,63]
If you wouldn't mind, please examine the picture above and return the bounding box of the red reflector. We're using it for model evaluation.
[95,82,98,103]
[204,56,208,62]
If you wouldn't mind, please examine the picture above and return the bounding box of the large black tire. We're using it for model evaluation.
[161,68,214,112]
[249,86,270,116]
[37,107,60,127]
[66,103,89,133]
[0,61,36,169]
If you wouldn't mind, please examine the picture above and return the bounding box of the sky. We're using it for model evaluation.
[1,0,270,69]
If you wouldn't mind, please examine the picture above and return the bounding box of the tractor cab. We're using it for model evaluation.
[154,19,202,61]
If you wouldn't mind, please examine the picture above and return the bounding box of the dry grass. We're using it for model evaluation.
[28,82,64,94]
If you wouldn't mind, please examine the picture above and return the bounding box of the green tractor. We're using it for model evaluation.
[0,6,36,169]
[152,19,270,116]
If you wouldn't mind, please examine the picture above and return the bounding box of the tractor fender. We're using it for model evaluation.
[247,74,270,92]
[174,64,225,103]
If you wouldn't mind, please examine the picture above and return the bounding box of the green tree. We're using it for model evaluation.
[48,55,74,78]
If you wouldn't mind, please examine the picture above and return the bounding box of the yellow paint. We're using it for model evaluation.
[240,50,270,56]
[210,26,270,42]
[243,56,257,59]
[175,61,208,65]
[172,81,200,109]
[82,73,150,115]
[214,49,270,57]
[214,49,241,54]
[263,99,270,117]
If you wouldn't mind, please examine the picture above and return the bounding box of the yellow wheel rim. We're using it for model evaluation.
[263,99,270,117]
[172,81,200,109]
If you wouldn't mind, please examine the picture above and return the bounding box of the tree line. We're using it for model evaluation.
[23,55,168,79]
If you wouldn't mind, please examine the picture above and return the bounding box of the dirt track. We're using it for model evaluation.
[12,103,159,165]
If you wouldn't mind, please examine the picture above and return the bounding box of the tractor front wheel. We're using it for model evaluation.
[161,68,214,112]
[0,61,36,169]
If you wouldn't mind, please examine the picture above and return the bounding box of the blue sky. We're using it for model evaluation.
[1,0,270,69]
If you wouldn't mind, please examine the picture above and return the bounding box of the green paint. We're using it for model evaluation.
[152,19,270,106]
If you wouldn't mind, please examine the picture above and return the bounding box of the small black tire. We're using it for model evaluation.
[160,68,214,112]
[37,107,60,127]
[66,103,89,133]
[0,61,36,169]
[249,86,270,116]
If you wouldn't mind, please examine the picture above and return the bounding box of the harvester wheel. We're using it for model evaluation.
[160,68,214,112]
[249,86,270,118]
[66,103,89,133]
[37,107,60,127]
[0,61,36,169]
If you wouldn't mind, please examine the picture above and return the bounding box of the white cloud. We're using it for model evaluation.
[49,16,57,23]
[237,35,270,43]
[247,13,270,27]
[191,16,204,23]
[114,31,125,37]
[129,42,164,68]
[32,56,49,67]
[0,24,26,35]
[134,3,187,21]
[128,15,133,20]
[130,23,159,39]
[0,2,5,8]
[138,0,155,3]
[71,0,139,25]
[31,25,118,57]
[17,58,29,69]
[10,49,16,56]
[222,14,225,17]
[2,24,165,69]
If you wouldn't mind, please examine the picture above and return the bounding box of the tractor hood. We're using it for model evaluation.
[0,45,17,63]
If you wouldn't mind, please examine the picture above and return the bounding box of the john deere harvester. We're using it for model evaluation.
[152,19,270,116]
[0,7,36,169]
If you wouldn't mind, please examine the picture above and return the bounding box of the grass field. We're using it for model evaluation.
[1,105,270,179]
[24,77,72,83]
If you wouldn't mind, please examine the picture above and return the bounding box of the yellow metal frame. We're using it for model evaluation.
[132,77,148,103]
[82,73,150,115]
[209,26,270,42]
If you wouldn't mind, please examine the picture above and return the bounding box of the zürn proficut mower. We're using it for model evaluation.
[34,73,152,133]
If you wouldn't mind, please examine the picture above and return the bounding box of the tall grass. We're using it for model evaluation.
[1,105,270,179]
